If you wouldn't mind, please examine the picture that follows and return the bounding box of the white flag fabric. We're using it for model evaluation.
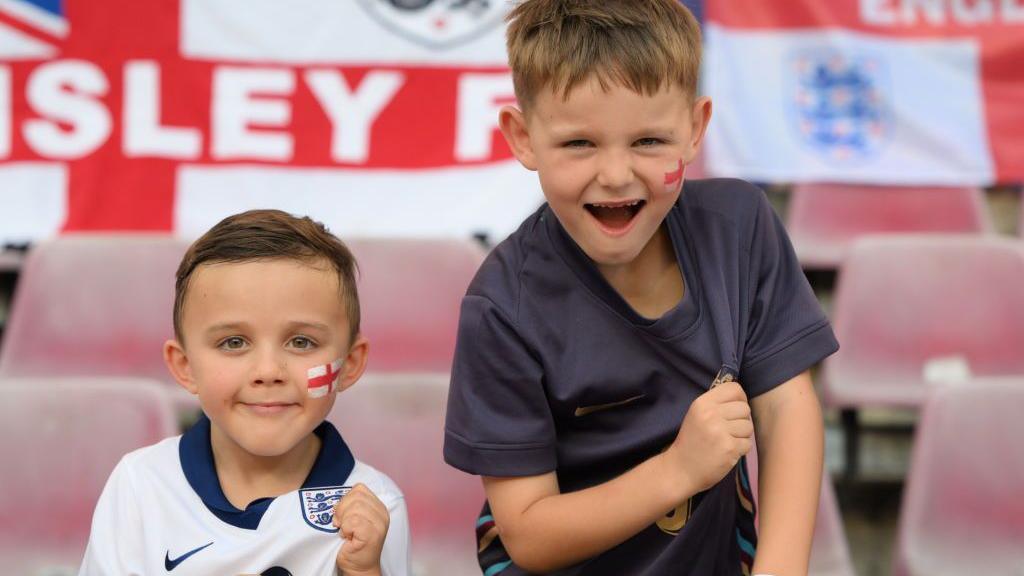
[703,0,1024,186]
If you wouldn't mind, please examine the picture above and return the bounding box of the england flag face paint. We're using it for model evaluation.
[664,158,684,193]
[307,359,343,398]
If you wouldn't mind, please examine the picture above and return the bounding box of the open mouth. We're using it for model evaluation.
[585,200,646,233]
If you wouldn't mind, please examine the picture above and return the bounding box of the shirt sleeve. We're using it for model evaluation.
[740,191,840,398]
[78,456,145,576]
[379,489,410,576]
[443,294,557,477]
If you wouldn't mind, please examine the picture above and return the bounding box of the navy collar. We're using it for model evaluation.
[542,200,702,339]
[179,414,356,530]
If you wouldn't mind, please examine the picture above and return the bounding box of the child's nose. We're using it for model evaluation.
[595,149,635,189]
[251,347,287,385]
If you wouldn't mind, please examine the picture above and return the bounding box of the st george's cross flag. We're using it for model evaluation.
[0,0,541,246]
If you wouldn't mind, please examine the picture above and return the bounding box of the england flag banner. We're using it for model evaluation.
[0,0,542,246]
[703,0,1024,186]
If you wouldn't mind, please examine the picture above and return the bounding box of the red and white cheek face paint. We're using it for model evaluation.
[307,359,344,399]
[664,158,685,193]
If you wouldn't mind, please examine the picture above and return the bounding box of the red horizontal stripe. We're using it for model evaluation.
[708,0,1024,37]
[2,61,514,169]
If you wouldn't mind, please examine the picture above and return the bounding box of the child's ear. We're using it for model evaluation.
[498,105,539,171]
[163,339,198,395]
[334,335,369,394]
[686,96,713,163]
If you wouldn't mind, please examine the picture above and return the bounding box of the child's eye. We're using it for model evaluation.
[289,336,317,350]
[218,337,248,351]
[633,137,663,147]
[563,139,593,149]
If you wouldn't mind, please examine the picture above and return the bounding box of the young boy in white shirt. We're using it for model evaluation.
[79,209,410,575]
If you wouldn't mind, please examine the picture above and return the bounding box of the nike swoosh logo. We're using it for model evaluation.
[574,394,645,417]
[165,541,213,571]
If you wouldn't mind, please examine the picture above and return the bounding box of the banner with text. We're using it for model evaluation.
[0,0,541,244]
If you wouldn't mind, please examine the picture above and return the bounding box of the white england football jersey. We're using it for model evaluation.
[79,416,410,575]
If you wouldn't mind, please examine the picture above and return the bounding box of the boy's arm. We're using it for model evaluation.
[749,371,824,576]
[484,454,692,573]
[484,382,754,573]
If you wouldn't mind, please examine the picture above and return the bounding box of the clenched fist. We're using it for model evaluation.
[333,483,390,576]
[665,381,754,493]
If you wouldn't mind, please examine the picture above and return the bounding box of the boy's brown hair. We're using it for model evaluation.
[173,209,360,345]
[506,0,702,110]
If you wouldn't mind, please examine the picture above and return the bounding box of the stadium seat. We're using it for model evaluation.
[745,443,856,576]
[822,235,1024,410]
[347,238,486,373]
[787,184,993,269]
[892,378,1024,576]
[0,234,188,385]
[0,377,177,575]
[327,372,483,576]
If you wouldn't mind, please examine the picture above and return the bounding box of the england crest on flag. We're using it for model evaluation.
[788,50,893,163]
[355,0,507,49]
[299,486,352,532]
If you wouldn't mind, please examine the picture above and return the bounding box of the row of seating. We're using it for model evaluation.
[0,378,178,575]
[682,144,1016,271]
[893,377,1024,576]
[819,233,1024,483]
[823,235,1024,410]
[790,186,1024,574]
[9,206,1019,413]
[0,375,482,576]
[0,236,486,383]
[8,373,1021,576]
[788,183,997,270]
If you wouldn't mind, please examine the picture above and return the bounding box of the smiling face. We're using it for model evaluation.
[500,79,710,269]
[165,258,367,461]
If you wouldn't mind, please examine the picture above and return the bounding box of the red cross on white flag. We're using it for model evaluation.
[307,359,343,399]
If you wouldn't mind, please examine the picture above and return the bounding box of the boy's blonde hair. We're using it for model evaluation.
[506,0,702,110]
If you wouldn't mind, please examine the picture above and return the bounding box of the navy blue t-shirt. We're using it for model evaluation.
[444,178,839,575]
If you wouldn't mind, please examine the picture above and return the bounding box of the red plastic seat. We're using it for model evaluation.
[347,238,486,373]
[822,235,1024,409]
[0,377,177,574]
[745,443,856,576]
[328,372,483,576]
[787,184,993,269]
[893,378,1024,576]
[0,234,188,385]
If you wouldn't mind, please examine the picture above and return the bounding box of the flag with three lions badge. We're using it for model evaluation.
[703,0,1024,185]
[0,0,540,246]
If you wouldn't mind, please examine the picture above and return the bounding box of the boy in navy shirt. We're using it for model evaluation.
[443,1,839,574]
